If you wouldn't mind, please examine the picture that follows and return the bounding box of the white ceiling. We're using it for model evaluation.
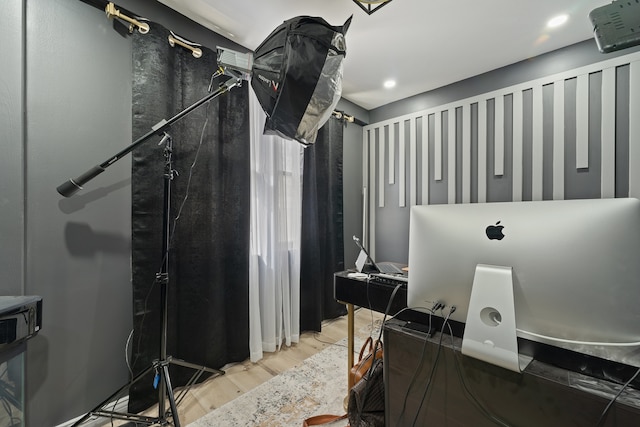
[157,0,608,111]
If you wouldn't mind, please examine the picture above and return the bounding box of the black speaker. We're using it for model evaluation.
[590,0,640,53]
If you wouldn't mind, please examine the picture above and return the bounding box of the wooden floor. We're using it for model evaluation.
[96,307,382,426]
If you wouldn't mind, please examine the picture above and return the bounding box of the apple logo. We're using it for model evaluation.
[485,221,505,240]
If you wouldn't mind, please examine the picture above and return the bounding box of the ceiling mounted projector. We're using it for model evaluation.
[590,0,640,53]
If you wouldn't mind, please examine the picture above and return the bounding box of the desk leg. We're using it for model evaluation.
[347,303,354,390]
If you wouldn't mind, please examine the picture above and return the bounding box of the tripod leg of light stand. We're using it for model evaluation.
[71,364,158,426]
[160,361,181,427]
[169,357,225,375]
[168,357,225,406]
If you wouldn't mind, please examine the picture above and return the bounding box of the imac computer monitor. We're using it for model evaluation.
[407,198,640,368]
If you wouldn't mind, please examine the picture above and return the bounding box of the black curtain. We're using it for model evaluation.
[300,118,347,332]
[129,22,250,412]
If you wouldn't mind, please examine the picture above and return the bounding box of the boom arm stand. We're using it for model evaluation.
[66,76,242,427]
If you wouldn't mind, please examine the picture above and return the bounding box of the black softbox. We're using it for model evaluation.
[250,15,352,145]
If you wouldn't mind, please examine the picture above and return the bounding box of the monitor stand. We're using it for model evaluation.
[461,264,532,372]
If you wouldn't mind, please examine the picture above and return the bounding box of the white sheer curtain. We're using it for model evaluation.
[248,89,303,362]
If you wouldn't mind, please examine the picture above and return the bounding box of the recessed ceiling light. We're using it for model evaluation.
[384,79,396,89]
[547,14,569,28]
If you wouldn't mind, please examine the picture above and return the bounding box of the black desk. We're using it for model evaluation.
[334,273,640,426]
[334,270,408,314]
[334,270,464,332]
[384,319,640,426]
[334,271,406,389]
[334,271,462,389]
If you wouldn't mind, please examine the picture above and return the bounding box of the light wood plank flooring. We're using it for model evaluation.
[96,307,382,426]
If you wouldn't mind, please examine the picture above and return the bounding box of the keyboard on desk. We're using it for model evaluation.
[370,272,408,287]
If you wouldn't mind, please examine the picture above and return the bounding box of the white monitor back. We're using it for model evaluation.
[407,198,640,367]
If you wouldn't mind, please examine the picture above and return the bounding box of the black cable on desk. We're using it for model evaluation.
[444,322,512,427]
[393,306,434,427]
[408,306,456,426]
[596,366,640,427]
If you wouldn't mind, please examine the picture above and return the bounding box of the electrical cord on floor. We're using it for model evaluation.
[444,322,512,427]
[312,313,353,347]
[595,366,640,427]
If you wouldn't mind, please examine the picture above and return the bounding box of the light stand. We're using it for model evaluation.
[62,14,350,425]
[65,74,242,427]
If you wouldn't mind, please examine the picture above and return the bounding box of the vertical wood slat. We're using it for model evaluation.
[576,73,590,170]
[399,120,406,207]
[462,104,471,203]
[363,130,369,190]
[421,114,429,205]
[389,122,396,185]
[435,111,442,181]
[368,129,376,257]
[553,80,565,200]
[478,100,487,203]
[512,90,524,201]
[378,126,385,207]
[630,61,640,199]
[494,94,505,176]
[448,108,456,204]
[409,118,417,206]
[531,85,544,200]
[363,53,640,212]
[362,130,369,239]
[601,68,616,198]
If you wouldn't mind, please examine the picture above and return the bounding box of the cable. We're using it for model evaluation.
[444,322,512,427]
[125,328,135,376]
[596,366,640,427]
[409,306,455,426]
[352,282,403,427]
[131,101,211,372]
[169,114,209,235]
[394,307,434,426]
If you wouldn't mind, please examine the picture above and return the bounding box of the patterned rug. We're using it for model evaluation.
[188,320,382,427]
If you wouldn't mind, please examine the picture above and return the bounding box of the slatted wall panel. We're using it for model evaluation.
[362,51,640,258]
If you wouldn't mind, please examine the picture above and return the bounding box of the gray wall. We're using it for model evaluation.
[26,2,133,425]
[0,1,24,296]
[2,1,243,425]
[370,40,640,124]
[366,39,640,264]
[336,98,370,270]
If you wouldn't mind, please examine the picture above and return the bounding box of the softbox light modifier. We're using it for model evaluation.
[250,15,351,145]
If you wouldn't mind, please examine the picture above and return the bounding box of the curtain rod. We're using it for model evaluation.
[80,1,367,128]
[105,2,149,34]
[168,32,203,58]
[332,110,368,126]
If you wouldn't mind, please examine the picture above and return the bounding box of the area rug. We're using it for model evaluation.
[188,321,383,427]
